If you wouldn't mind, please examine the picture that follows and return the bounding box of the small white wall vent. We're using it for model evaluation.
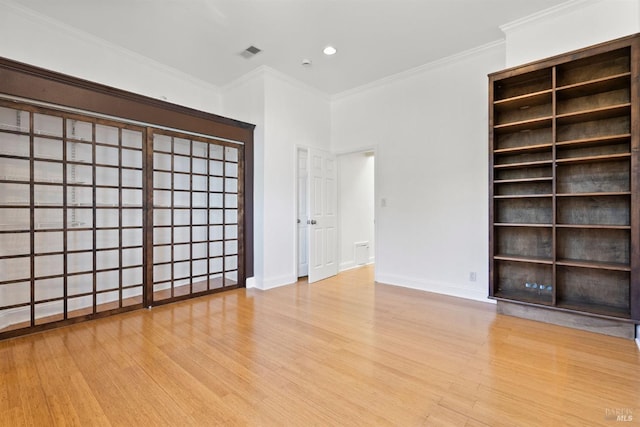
[355,242,369,265]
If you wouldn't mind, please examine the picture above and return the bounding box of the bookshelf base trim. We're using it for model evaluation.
[496,300,637,339]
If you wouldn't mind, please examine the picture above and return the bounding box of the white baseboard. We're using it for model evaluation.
[339,258,375,273]
[245,277,257,289]
[376,273,494,304]
[254,274,297,291]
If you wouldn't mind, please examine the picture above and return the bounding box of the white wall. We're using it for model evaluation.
[502,0,640,68]
[220,71,266,288]
[331,43,504,302]
[223,68,331,289]
[0,0,222,114]
[261,70,331,288]
[338,151,375,271]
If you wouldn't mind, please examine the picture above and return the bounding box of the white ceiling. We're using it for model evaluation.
[16,0,569,95]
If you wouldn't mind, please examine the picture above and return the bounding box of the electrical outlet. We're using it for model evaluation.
[469,272,477,282]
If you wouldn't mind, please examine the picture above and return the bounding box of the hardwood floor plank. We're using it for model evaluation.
[1,265,638,426]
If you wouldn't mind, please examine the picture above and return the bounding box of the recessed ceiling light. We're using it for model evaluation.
[323,46,337,56]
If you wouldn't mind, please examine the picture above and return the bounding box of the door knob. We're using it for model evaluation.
[310,219,317,225]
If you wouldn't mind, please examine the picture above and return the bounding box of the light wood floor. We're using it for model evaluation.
[1,265,638,426]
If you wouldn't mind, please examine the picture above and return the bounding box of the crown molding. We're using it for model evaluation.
[222,65,331,103]
[332,39,505,103]
[499,0,598,33]
[261,67,331,103]
[220,66,270,93]
[0,0,220,94]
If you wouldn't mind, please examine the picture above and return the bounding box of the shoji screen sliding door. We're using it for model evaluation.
[0,100,247,338]
[150,130,244,303]
[0,102,145,333]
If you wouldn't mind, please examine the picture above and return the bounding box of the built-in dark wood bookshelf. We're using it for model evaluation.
[489,34,639,326]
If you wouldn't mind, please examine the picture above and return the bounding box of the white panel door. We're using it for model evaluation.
[297,149,309,277]
[308,148,338,283]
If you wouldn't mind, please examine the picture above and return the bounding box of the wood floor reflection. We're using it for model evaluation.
[1,265,638,426]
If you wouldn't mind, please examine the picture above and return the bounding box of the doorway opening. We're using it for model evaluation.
[337,150,375,272]
[296,147,375,282]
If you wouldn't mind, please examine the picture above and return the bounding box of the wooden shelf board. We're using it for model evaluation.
[556,258,630,272]
[494,143,553,154]
[494,177,553,184]
[556,73,631,98]
[494,194,552,199]
[493,159,552,169]
[494,223,552,228]
[556,191,630,197]
[556,103,630,125]
[556,133,631,148]
[493,89,553,110]
[494,116,553,133]
[556,224,630,230]
[494,255,553,264]
[555,152,630,164]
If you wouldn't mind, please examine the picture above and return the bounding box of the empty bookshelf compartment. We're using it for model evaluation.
[494,128,552,151]
[556,88,629,117]
[495,198,552,224]
[556,48,630,87]
[494,150,552,167]
[557,195,629,226]
[556,160,629,194]
[556,266,629,317]
[495,227,552,259]
[495,260,553,304]
[494,181,552,196]
[556,228,629,266]
[494,95,552,127]
[494,165,552,182]
[556,116,630,143]
[556,137,629,161]
[493,68,552,101]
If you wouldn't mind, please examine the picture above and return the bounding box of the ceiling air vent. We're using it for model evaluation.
[240,45,261,59]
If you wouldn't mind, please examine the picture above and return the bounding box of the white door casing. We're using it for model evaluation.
[308,148,338,283]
